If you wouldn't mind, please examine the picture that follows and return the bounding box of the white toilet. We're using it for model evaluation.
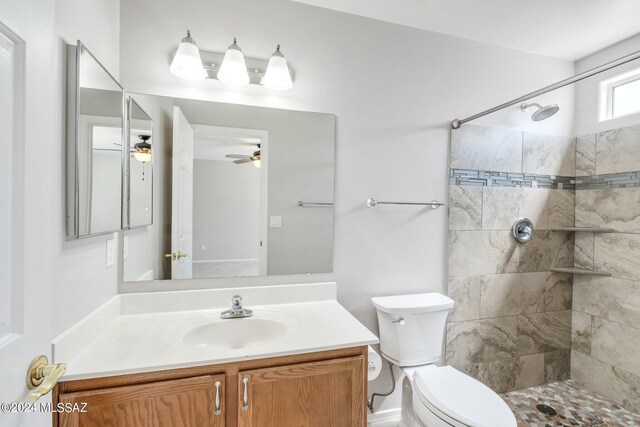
[371,293,517,427]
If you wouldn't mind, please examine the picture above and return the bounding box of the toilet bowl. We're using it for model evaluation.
[371,293,517,427]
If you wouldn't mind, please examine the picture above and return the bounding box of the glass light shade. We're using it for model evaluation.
[170,33,206,81]
[263,51,293,91]
[217,43,250,86]
[134,152,152,163]
[252,158,261,168]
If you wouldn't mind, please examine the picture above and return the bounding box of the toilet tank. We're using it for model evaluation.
[371,293,454,367]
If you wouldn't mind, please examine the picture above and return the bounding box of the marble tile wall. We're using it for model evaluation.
[572,131,640,406]
[571,126,640,412]
[451,124,576,177]
[592,125,640,175]
[448,123,640,406]
[447,125,575,393]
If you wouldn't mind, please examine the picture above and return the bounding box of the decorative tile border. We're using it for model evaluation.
[573,171,640,190]
[451,168,640,190]
[450,169,575,190]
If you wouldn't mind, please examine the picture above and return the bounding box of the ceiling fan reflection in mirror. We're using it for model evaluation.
[115,134,152,179]
[225,144,261,168]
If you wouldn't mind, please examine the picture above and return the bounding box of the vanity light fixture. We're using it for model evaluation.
[262,45,293,91]
[169,30,206,81]
[217,38,250,86]
[169,36,294,89]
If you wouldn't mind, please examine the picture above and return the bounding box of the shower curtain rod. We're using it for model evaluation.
[451,48,640,129]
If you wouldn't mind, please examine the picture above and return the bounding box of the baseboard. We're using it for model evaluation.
[137,269,154,281]
[192,258,259,264]
[367,408,401,425]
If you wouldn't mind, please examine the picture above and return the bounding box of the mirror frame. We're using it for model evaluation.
[125,96,154,230]
[66,40,125,239]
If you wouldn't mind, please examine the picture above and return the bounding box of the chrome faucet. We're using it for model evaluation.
[220,295,253,319]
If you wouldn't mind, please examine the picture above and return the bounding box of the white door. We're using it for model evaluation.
[171,107,194,279]
[0,1,55,426]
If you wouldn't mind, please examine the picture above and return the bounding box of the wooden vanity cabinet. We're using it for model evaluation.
[57,374,225,427]
[53,346,367,427]
[237,357,365,427]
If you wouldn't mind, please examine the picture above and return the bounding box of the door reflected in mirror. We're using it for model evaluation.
[191,124,267,279]
[123,95,334,283]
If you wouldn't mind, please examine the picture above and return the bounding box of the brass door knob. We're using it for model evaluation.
[165,251,188,260]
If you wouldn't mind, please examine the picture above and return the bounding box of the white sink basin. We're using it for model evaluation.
[167,310,298,350]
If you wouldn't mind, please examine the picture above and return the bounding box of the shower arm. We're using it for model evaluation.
[520,102,542,111]
[451,48,640,129]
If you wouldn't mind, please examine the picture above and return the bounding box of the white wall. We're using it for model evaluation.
[119,0,575,412]
[574,33,640,135]
[53,0,121,335]
[193,159,260,261]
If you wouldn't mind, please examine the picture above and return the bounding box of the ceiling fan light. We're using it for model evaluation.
[217,38,250,86]
[170,30,207,81]
[134,151,152,163]
[262,45,293,91]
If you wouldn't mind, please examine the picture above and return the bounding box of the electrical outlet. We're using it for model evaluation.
[201,244,206,251]
[106,238,115,267]
[270,216,282,228]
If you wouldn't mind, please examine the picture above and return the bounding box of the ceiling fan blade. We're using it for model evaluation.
[234,158,252,164]
[225,154,249,159]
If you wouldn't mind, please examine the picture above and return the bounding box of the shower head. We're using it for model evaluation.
[520,102,560,121]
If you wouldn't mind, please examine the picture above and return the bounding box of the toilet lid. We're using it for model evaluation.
[413,365,516,427]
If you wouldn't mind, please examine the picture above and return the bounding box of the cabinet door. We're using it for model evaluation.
[58,374,225,427]
[237,356,365,427]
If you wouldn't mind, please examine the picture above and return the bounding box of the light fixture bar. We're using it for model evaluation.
[171,50,294,85]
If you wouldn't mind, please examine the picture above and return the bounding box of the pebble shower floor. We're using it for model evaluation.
[501,380,640,426]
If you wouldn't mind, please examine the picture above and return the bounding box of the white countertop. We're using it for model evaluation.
[53,282,378,381]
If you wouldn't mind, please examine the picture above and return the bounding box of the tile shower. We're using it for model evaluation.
[446,123,640,414]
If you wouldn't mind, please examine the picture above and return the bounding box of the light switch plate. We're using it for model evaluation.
[106,238,115,267]
[269,216,282,228]
[123,236,128,259]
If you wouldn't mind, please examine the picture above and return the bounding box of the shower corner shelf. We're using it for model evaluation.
[550,227,615,233]
[549,267,611,276]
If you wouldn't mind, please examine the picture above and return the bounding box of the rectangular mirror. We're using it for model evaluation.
[126,97,153,229]
[123,94,335,282]
[66,41,125,238]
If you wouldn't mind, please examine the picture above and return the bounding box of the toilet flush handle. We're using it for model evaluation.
[392,318,406,326]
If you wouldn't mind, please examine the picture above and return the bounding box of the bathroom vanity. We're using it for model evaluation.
[51,282,377,427]
[54,347,366,426]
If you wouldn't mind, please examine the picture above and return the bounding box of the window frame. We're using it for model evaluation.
[600,67,640,121]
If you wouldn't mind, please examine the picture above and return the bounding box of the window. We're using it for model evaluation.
[612,78,640,117]
[601,68,640,120]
